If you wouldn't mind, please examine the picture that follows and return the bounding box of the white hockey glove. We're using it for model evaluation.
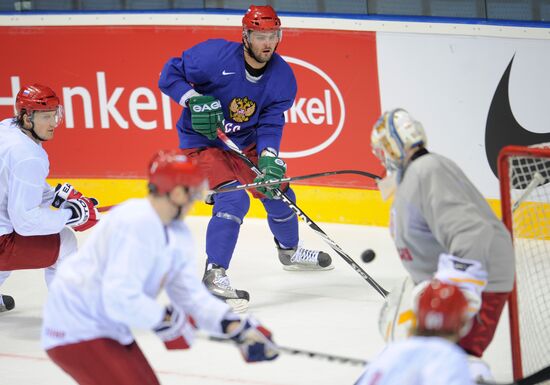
[153,305,197,350]
[434,253,488,319]
[62,197,99,232]
[52,183,83,208]
[412,253,488,336]
[225,315,279,363]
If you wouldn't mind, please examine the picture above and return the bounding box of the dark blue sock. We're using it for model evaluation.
[262,187,298,248]
[206,187,250,269]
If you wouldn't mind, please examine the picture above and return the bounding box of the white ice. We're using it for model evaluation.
[0,217,512,384]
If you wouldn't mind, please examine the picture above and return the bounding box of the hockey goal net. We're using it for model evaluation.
[498,143,550,381]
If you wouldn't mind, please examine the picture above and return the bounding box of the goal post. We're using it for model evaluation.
[498,144,550,381]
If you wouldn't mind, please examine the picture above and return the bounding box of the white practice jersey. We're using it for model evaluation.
[391,152,514,292]
[41,199,231,349]
[0,118,71,236]
[355,336,473,385]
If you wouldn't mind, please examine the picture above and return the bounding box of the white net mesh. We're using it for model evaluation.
[505,143,550,379]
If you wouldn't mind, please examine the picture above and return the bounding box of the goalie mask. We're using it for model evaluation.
[371,109,426,174]
[371,108,426,199]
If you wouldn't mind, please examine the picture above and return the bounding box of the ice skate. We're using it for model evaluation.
[275,239,334,271]
[203,264,249,313]
[0,295,15,313]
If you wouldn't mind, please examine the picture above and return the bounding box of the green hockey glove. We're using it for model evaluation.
[188,95,223,140]
[254,155,286,199]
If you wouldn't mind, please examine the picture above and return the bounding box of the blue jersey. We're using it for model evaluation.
[159,39,297,154]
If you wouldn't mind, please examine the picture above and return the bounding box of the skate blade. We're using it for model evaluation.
[282,264,335,272]
[226,298,249,313]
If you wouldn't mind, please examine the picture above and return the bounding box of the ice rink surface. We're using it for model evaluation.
[0,216,513,384]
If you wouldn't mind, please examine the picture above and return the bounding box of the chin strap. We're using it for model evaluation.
[20,114,47,142]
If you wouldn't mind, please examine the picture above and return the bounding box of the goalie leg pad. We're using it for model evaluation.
[468,355,494,382]
[378,276,416,342]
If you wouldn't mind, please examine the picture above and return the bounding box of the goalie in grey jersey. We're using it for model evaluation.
[370,108,514,360]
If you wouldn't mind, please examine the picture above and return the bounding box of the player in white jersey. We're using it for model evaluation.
[356,280,474,385]
[370,108,514,360]
[41,150,279,385]
[0,84,99,313]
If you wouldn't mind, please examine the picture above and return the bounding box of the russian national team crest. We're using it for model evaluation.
[229,96,256,123]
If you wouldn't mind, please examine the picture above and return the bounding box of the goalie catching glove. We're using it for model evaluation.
[254,150,287,199]
[188,95,223,140]
[53,183,100,232]
[153,305,197,350]
[225,315,279,363]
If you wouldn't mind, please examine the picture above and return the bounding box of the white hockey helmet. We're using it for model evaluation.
[371,108,426,173]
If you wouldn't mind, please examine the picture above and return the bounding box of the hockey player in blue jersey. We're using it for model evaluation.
[158,5,333,312]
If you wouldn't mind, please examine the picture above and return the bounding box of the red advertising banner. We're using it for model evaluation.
[0,25,382,188]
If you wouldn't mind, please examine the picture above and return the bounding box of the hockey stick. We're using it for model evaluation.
[477,364,550,385]
[216,128,389,298]
[96,171,381,210]
[214,169,380,194]
[207,336,367,366]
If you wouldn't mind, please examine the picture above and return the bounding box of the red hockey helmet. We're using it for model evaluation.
[148,150,207,195]
[417,280,468,334]
[16,84,61,115]
[242,5,281,31]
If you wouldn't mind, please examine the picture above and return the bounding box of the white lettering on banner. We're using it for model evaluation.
[161,92,173,130]
[287,98,307,123]
[63,86,94,128]
[97,72,128,129]
[281,56,345,158]
[286,90,333,126]
[306,97,324,125]
[324,89,333,125]
[129,87,157,130]
[2,75,175,130]
[0,76,20,115]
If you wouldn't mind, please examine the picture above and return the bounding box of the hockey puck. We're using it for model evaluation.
[361,249,376,263]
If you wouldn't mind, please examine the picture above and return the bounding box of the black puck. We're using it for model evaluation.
[361,249,376,263]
